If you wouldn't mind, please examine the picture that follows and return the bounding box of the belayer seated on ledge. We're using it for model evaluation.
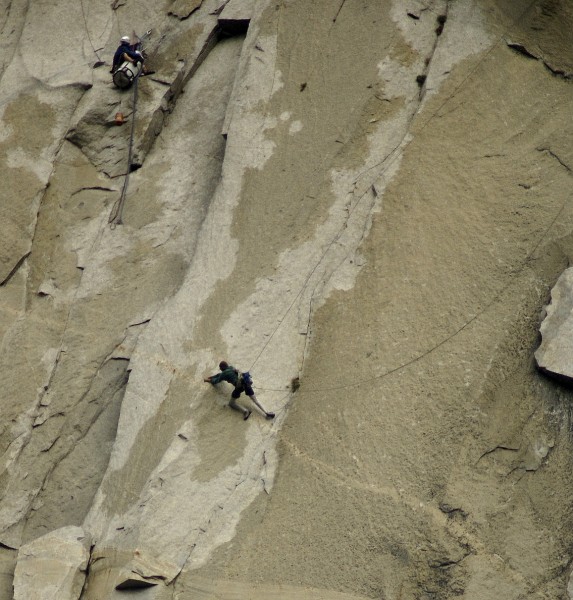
[111,35,153,88]
[111,36,144,73]
[205,361,275,421]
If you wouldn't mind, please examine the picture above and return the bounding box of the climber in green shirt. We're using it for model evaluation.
[205,361,275,421]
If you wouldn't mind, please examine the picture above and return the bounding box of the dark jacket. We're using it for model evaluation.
[209,366,240,387]
[112,44,142,71]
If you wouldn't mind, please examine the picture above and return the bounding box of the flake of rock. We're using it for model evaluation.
[506,40,538,60]
[13,526,91,600]
[168,0,203,20]
[535,268,573,383]
[523,438,553,472]
[107,321,150,360]
[37,279,58,298]
[33,413,49,428]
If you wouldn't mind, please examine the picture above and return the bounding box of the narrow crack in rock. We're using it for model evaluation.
[506,40,538,60]
[477,444,520,463]
[0,252,30,287]
[77,543,94,599]
[70,186,116,196]
[332,0,347,23]
[537,146,572,173]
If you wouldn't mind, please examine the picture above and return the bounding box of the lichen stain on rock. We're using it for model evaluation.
[1,94,57,155]
[25,144,113,302]
[193,0,401,349]
[0,95,57,283]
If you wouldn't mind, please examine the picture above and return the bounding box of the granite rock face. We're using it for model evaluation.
[2,1,573,599]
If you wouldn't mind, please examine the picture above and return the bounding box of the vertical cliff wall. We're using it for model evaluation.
[1,0,573,599]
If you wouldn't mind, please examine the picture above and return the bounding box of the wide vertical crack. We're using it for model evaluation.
[417,6,449,101]
[77,542,94,600]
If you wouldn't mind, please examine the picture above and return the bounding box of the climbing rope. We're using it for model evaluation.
[107,29,157,228]
[108,73,139,227]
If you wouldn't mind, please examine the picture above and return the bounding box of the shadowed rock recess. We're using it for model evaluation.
[2,0,573,598]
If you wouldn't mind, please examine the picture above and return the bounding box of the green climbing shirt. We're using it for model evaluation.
[209,366,239,386]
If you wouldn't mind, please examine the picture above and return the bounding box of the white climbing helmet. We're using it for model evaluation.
[120,35,131,44]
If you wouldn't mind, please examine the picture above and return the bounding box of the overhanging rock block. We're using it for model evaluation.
[535,267,573,384]
[115,572,158,590]
[84,546,179,598]
[218,0,255,34]
[13,526,91,600]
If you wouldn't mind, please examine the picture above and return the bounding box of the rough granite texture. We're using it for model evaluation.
[2,0,573,599]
